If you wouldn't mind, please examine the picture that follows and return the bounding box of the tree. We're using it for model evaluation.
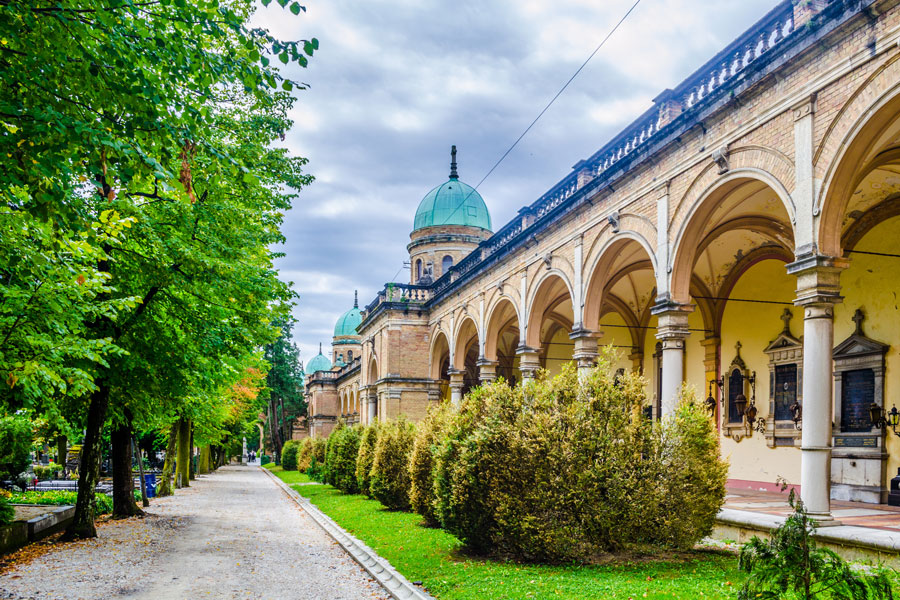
[263,319,305,458]
[0,0,316,538]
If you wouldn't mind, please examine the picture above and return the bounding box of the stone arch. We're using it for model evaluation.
[429,329,451,381]
[583,231,658,333]
[452,315,480,370]
[817,68,900,256]
[669,170,796,303]
[367,356,378,386]
[525,270,576,349]
[484,296,520,362]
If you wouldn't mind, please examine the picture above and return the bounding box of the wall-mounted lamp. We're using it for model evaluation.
[789,400,802,430]
[870,403,900,438]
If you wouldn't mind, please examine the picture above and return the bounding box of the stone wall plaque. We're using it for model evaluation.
[841,368,875,433]
[763,309,803,448]
[834,436,878,448]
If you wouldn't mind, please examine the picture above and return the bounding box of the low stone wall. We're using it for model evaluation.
[713,508,900,568]
[0,505,75,555]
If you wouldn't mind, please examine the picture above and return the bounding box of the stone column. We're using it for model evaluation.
[629,350,644,374]
[448,370,465,406]
[366,390,377,424]
[570,329,599,373]
[653,302,693,418]
[517,347,541,383]
[477,359,498,384]
[787,254,846,521]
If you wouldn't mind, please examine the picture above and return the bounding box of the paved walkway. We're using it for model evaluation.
[725,487,900,531]
[0,465,390,600]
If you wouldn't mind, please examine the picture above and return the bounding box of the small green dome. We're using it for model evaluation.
[413,146,491,232]
[306,344,332,375]
[334,291,362,338]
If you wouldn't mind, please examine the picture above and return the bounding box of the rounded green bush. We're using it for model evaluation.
[296,438,313,472]
[0,414,31,481]
[281,440,301,471]
[306,437,327,482]
[409,403,452,525]
[324,425,361,494]
[432,354,728,562]
[370,417,416,510]
[355,421,380,497]
[0,496,14,527]
[323,421,345,486]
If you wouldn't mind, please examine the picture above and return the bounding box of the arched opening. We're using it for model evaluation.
[817,94,900,502]
[430,330,451,401]
[670,175,797,489]
[441,255,453,276]
[485,297,520,385]
[415,259,422,282]
[453,317,480,395]
[526,273,575,377]
[583,236,657,408]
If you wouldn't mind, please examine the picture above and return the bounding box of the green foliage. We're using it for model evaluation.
[324,425,361,494]
[306,438,327,482]
[264,319,306,450]
[356,422,380,498]
[9,490,114,515]
[296,438,313,472]
[0,415,31,480]
[0,495,14,527]
[409,403,452,526]
[270,468,750,600]
[370,417,416,511]
[281,440,301,471]
[433,358,729,561]
[33,463,64,481]
[738,491,894,600]
[323,421,345,486]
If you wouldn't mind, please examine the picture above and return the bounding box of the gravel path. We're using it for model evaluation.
[0,465,390,600]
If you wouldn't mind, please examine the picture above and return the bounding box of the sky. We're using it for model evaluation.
[252,0,779,367]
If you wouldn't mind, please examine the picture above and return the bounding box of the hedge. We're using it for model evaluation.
[281,440,301,471]
[355,421,380,498]
[370,417,416,511]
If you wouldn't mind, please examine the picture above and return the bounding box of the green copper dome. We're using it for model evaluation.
[306,343,332,375]
[413,146,491,232]
[334,291,362,339]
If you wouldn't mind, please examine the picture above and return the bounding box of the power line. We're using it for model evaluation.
[438,0,643,226]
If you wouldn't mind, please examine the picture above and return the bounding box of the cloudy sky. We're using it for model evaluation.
[253,0,778,366]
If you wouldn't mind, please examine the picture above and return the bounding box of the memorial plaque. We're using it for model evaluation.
[841,368,875,432]
[774,363,797,421]
[728,368,744,424]
[834,436,877,448]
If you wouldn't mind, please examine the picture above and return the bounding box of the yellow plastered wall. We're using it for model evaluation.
[684,309,707,401]
[719,259,801,486]
[641,315,660,410]
[544,328,574,378]
[835,215,900,490]
[598,311,635,374]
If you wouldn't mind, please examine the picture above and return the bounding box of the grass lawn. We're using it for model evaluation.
[269,470,744,599]
[263,465,312,485]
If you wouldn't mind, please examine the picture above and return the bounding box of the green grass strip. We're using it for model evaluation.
[270,470,744,599]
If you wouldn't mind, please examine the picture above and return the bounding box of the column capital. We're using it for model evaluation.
[516,345,542,377]
[652,300,693,341]
[570,330,600,369]
[476,359,498,383]
[787,252,848,307]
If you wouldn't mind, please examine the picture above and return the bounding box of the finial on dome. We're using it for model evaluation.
[449,145,458,179]
[354,290,358,308]
[318,342,322,355]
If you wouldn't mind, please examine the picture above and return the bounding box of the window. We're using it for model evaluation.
[415,259,422,282]
[442,255,453,275]
[348,350,353,360]
[727,368,745,424]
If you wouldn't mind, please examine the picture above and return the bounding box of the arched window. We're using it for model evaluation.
[415,259,422,281]
[442,255,453,275]
[348,350,353,360]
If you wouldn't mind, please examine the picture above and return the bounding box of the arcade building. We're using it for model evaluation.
[305,0,900,520]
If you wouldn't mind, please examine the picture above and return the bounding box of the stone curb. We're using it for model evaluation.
[260,467,436,600]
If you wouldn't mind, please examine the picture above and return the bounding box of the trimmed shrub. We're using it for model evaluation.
[432,355,728,562]
[0,496,13,527]
[409,403,453,525]
[296,438,313,472]
[9,490,115,515]
[306,437,327,482]
[323,421,346,486]
[0,415,31,481]
[355,421,380,497]
[325,425,361,494]
[281,440,301,471]
[370,417,416,510]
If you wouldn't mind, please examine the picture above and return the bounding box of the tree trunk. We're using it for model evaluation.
[65,383,111,539]
[157,422,178,497]
[197,445,210,475]
[56,435,67,476]
[188,425,195,481]
[111,423,143,518]
[175,417,190,488]
[133,438,149,508]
